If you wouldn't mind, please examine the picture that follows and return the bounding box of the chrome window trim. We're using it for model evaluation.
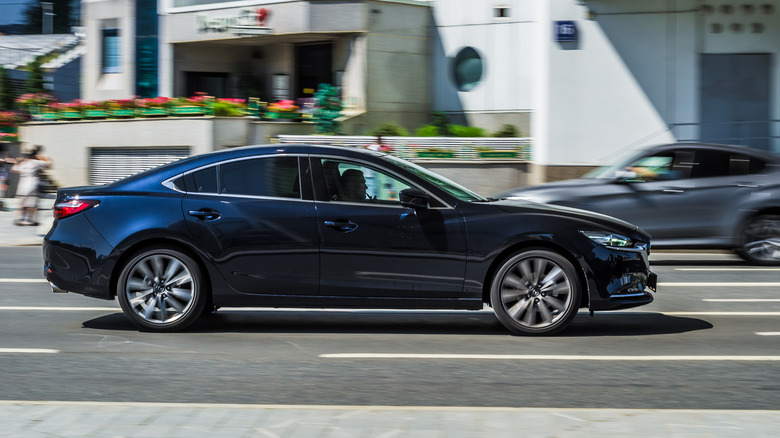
[161,153,305,199]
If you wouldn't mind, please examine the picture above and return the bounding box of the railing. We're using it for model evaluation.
[276,135,533,161]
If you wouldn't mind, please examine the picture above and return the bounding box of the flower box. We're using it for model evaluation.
[59,109,83,120]
[108,109,136,118]
[478,151,517,158]
[84,109,109,119]
[137,107,169,117]
[170,106,207,116]
[264,111,300,120]
[417,151,455,158]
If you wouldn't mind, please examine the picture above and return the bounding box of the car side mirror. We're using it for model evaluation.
[400,188,430,209]
[613,169,638,183]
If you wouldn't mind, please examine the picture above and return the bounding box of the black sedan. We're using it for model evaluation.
[498,142,780,265]
[43,144,656,335]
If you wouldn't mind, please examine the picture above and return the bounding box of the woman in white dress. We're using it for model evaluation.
[11,146,51,226]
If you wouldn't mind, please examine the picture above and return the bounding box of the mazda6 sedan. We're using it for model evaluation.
[43,144,656,335]
[497,143,780,265]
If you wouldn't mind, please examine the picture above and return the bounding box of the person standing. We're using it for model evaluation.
[11,145,51,226]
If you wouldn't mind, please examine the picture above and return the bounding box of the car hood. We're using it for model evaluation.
[496,178,606,202]
[489,198,645,237]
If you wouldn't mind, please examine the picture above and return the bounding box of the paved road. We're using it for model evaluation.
[1,245,779,436]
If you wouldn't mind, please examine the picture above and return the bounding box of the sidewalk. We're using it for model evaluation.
[0,195,55,247]
[2,401,779,437]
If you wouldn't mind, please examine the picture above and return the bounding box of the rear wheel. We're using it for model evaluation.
[737,215,780,265]
[490,249,581,335]
[117,246,206,331]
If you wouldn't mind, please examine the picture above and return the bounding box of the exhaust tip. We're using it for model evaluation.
[50,282,68,293]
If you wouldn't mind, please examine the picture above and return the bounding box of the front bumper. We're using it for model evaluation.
[581,245,656,311]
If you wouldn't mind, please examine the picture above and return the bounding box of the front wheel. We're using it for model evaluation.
[490,249,581,335]
[117,246,206,331]
[737,215,780,265]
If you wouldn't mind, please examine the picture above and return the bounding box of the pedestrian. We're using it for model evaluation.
[10,145,51,226]
[0,149,12,211]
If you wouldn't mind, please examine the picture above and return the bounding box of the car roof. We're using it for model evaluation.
[644,142,780,163]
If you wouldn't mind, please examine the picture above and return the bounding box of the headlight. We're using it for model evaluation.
[580,230,634,248]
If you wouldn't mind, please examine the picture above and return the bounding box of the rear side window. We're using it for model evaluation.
[191,166,218,193]
[219,157,301,199]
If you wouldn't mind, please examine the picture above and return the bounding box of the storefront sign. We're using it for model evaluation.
[197,8,273,35]
[554,20,578,42]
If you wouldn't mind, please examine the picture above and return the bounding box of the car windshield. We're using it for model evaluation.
[382,154,487,202]
[582,148,649,179]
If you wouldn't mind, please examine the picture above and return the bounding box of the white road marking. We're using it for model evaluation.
[664,312,780,316]
[0,348,59,354]
[660,282,780,287]
[756,332,780,336]
[676,268,780,271]
[319,353,780,361]
[0,306,118,311]
[0,279,47,283]
[703,299,780,302]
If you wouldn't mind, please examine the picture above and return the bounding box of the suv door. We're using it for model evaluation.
[181,155,320,295]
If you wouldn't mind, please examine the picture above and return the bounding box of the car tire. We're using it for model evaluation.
[117,246,206,332]
[737,215,780,266]
[490,249,581,335]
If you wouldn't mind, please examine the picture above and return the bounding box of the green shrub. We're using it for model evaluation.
[449,124,486,137]
[373,122,408,137]
[415,125,439,137]
[493,124,520,137]
[213,100,243,116]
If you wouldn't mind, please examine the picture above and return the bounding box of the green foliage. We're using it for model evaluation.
[0,66,13,110]
[493,124,520,137]
[25,57,46,94]
[415,125,439,137]
[431,112,451,136]
[449,124,486,137]
[213,100,243,117]
[313,83,342,134]
[372,122,408,137]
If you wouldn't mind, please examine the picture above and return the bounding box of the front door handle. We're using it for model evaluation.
[662,188,685,194]
[188,209,221,221]
[324,220,358,232]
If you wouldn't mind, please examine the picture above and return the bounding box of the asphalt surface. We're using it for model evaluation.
[1,202,779,436]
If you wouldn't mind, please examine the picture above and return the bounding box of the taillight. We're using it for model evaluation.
[53,199,100,219]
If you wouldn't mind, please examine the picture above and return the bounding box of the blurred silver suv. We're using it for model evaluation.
[498,143,780,265]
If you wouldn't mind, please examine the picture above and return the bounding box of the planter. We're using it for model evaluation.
[59,109,83,120]
[478,151,517,158]
[137,108,169,117]
[109,109,136,118]
[417,151,455,159]
[264,111,300,120]
[84,109,109,119]
[170,106,207,116]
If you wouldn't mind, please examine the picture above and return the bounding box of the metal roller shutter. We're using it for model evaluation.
[89,147,191,185]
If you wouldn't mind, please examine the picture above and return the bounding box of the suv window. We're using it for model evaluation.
[219,157,300,198]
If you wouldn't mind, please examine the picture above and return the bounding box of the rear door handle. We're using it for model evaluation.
[324,220,358,232]
[188,209,221,221]
[662,188,685,194]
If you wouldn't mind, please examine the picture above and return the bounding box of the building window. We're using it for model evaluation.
[494,6,510,18]
[102,28,120,73]
[452,47,483,92]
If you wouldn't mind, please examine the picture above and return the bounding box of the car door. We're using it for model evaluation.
[311,156,467,298]
[181,155,320,295]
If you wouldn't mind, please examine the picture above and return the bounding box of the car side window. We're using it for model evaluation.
[689,150,732,178]
[219,157,301,199]
[318,158,411,204]
[728,153,766,175]
[191,166,218,193]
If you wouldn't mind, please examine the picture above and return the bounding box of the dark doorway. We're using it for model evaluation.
[295,42,333,100]
[700,53,771,151]
[186,72,229,98]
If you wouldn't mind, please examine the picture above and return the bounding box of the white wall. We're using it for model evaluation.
[82,0,137,100]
